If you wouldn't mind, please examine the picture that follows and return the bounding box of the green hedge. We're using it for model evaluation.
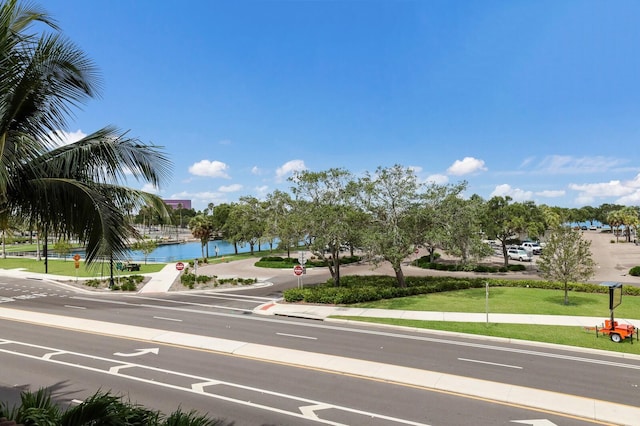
[413,257,526,273]
[283,275,640,304]
[254,255,362,269]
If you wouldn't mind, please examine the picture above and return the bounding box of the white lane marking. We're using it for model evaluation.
[67,296,640,371]
[124,295,254,312]
[458,358,523,369]
[277,332,318,340]
[153,316,183,322]
[0,338,430,426]
[184,293,275,302]
[64,305,86,310]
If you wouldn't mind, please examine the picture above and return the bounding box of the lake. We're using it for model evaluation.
[127,239,276,262]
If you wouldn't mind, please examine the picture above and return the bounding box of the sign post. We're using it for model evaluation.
[294,264,304,288]
[73,254,81,282]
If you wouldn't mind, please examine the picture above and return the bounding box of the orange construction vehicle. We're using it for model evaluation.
[594,282,637,343]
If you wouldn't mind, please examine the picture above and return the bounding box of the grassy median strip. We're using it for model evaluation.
[330,286,640,354]
[0,257,166,277]
[350,287,640,318]
[330,316,640,354]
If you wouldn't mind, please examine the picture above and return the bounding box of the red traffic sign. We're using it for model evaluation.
[293,265,304,276]
[176,262,185,271]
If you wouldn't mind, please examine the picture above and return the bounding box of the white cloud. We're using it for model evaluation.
[519,156,535,168]
[574,194,595,206]
[276,159,306,182]
[141,183,160,194]
[171,191,228,210]
[424,174,449,185]
[535,190,565,198]
[48,129,86,145]
[251,166,262,175]
[219,139,232,145]
[568,180,633,197]
[255,185,269,198]
[616,191,640,205]
[447,157,487,176]
[536,155,626,174]
[567,175,640,206]
[490,184,533,201]
[408,165,423,174]
[218,184,243,193]
[188,160,230,178]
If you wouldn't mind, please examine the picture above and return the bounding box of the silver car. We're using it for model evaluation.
[507,248,533,262]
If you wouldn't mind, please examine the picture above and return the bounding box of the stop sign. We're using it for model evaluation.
[293,265,304,276]
[176,262,185,271]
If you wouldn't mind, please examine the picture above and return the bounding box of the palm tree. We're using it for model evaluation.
[188,214,214,259]
[0,0,171,264]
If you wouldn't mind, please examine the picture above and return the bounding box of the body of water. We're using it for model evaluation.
[127,239,275,262]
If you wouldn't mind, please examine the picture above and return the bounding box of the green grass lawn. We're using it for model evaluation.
[351,286,640,318]
[331,316,640,355]
[336,287,640,354]
[0,257,165,277]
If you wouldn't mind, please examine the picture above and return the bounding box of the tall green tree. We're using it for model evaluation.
[0,0,171,265]
[289,168,359,287]
[537,226,595,305]
[359,165,420,288]
[482,197,544,266]
[440,194,490,265]
[188,214,214,259]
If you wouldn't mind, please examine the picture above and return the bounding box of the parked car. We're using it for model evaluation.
[507,248,533,262]
[521,241,542,255]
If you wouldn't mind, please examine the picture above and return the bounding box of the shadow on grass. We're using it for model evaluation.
[541,294,601,308]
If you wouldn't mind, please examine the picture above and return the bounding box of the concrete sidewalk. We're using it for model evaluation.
[255,301,640,329]
[0,263,181,293]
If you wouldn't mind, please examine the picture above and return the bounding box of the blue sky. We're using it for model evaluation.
[44,1,640,211]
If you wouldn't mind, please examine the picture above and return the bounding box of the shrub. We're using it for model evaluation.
[507,264,526,272]
[629,266,640,277]
[282,275,638,304]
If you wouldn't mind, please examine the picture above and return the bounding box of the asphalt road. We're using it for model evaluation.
[0,318,596,426]
[0,277,639,424]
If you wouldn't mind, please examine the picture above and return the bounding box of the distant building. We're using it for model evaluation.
[163,199,192,210]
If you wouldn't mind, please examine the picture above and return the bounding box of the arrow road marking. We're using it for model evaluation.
[511,420,558,426]
[299,404,333,420]
[113,348,159,357]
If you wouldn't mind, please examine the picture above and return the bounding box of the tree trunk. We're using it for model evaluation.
[502,244,509,267]
[564,281,569,305]
[394,264,406,288]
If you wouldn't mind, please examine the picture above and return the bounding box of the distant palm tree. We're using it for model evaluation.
[189,214,214,259]
[0,0,171,263]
